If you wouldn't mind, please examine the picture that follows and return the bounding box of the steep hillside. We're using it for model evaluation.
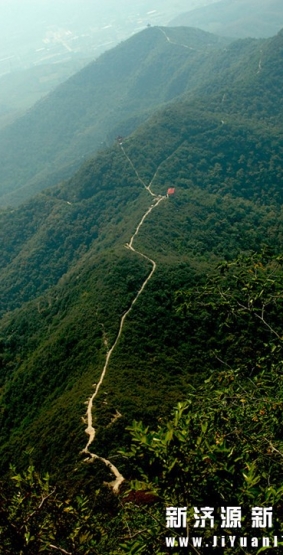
[0,26,232,207]
[169,0,283,38]
[1,93,283,477]
[1,101,283,317]
[195,28,283,125]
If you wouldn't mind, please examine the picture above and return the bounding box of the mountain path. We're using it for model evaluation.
[81,143,168,492]
[158,27,199,51]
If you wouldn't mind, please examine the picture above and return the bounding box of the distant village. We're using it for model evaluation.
[0,9,163,76]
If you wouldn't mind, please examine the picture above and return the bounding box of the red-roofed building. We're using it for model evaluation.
[167,187,175,195]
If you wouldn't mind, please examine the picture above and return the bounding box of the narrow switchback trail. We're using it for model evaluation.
[81,145,168,492]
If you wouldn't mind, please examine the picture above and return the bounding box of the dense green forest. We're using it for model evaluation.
[1,24,283,555]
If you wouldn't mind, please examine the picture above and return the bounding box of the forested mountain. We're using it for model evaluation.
[0,26,233,207]
[170,0,283,38]
[1,26,283,555]
[1,23,282,208]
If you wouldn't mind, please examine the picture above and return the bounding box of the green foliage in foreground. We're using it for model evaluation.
[119,252,283,554]
[0,459,138,555]
[2,253,283,555]
[0,463,100,554]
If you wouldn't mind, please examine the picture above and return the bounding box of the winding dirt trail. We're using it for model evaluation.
[81,145,167,491]
[120,145,156,197]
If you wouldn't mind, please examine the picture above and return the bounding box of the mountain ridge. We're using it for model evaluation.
[169,0,283,38]
[0,25,233,206]
[1,24,283,207]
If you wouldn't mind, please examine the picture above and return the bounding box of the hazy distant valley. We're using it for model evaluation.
[0,0,217,74]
